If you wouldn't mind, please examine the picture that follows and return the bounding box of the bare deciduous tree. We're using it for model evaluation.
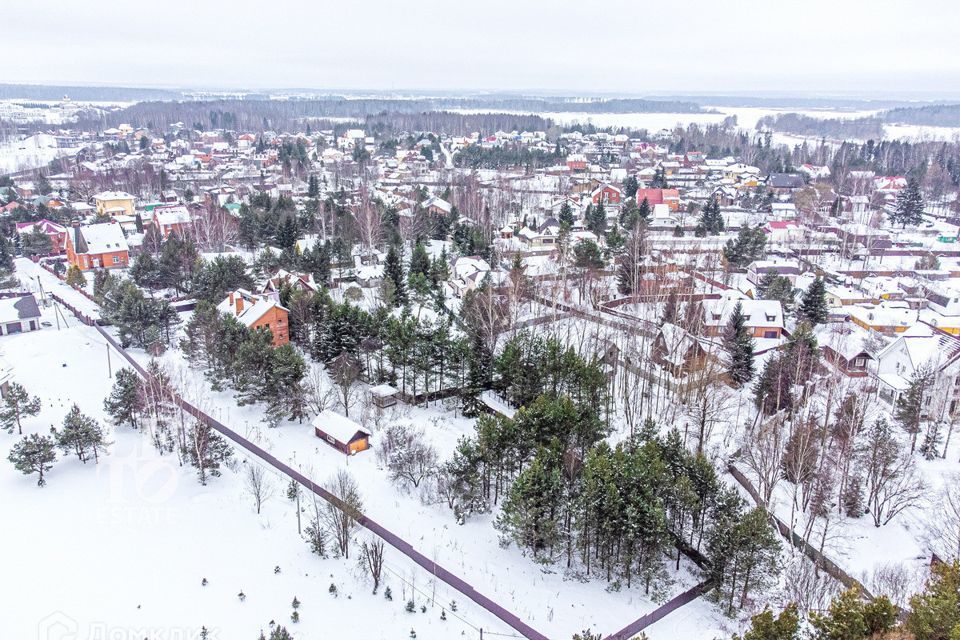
[377,424,438,491]
[926,473,960,561]
[360,538,386,593]
[322,470,364,559]
[245,463,275,514]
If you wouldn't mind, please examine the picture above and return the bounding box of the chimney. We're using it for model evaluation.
[235,295,244,314]
[228,292,234,306]
[72,220,81,251]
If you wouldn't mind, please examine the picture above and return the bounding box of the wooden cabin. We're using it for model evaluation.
[312,409,371,455]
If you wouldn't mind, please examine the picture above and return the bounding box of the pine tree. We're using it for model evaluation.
[798,277,828,325]
[104,368,143,428]
[734,604,800,640]
[8,433,57,486]
[558,201,575,227]
[0,382,41,435]
[384,243,407,307]
[723,225,766,268]
[722,302,755,387]
[811,587,897,640]
[53,404,107,463]
[891,177,925,228]
[907,559,960,640]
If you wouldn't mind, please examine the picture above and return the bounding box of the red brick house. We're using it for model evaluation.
[65,222,130,271]
[216,289,290,346]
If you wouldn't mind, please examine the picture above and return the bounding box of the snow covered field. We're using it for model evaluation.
[0,309,510,640]
[0,134,84,174]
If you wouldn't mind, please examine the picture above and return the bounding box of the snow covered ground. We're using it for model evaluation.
[1,308,511,640]
[4,260,727,640]
[121,331,707,639]
[0,134,85,174]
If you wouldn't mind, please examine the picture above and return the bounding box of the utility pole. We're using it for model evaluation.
[106,343,112,378]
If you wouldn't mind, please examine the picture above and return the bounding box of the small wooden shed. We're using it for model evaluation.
[312,409,371,455]
[369,384,399,409]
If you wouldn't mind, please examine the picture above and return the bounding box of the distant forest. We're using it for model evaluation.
[883,103,960,127]
[756,113,885,140]
[73,99,558,135]
[0,83,182,102]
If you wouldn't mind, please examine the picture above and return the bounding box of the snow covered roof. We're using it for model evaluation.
[702,297,784,328]
[311,409,370,443]
[369,384,398,398]
[0,294,41,323]
[216,289,285,328]
[78,223,128,254]
[93,191,134,201]
[152,205,192,226]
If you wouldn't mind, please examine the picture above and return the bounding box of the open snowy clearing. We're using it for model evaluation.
[0,311,511,640]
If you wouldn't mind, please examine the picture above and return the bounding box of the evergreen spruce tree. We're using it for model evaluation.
[891,177,925,228]
[409,241,430,280]
[558,201,575,227]
[384,243,407,307]
[798,277,828,325]
[895,364,933,454]
[722,301,755,387]
[0,382,41,435]
[637,197,651,223]
[7,433,57,486]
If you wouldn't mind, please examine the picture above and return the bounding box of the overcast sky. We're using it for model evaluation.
[8,0,959,97]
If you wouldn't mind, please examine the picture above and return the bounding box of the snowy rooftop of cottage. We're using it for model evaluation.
[311,409,370,443]
[79,223,128,254]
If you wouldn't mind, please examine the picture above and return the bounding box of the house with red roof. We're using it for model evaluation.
[16,219,68,255]
[634,188,681,212]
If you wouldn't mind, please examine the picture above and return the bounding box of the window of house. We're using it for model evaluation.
[712,313,721,321]
[112,255,119,264]
[764,331,778,339]
[743,315,751,321]
[854,357,867,367]
[766,314,776,322]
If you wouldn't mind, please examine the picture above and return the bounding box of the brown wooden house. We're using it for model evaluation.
[312,409,371,455]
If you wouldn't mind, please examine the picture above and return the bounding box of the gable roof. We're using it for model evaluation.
[311,409,370,443]
[78,223,128,254]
